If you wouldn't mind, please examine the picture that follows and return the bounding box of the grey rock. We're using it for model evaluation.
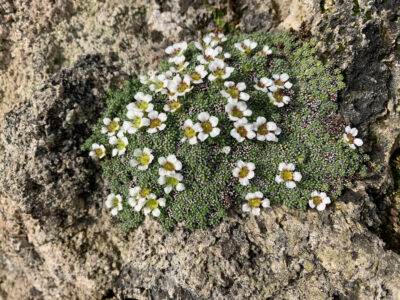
[0,0,400,299]
[0,54,125,236]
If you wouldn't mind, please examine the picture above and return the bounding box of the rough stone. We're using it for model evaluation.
[0,0,400,299]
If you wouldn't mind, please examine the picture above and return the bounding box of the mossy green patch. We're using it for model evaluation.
[83,31,367,232]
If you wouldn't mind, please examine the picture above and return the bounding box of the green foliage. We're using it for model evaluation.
[83,31,366,232]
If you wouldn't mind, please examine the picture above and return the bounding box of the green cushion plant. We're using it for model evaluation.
[83,31,368,232]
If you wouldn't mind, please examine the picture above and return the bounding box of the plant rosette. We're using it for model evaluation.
[83,31,367,232]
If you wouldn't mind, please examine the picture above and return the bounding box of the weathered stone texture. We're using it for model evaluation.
[0,0,399,299]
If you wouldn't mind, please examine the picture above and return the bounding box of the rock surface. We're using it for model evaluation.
[1,0,400,299]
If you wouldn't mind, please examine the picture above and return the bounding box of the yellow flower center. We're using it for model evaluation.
[184,127,196,139]
[112,197,120,208]
[227,86,240,99]
[137,101,149,111]
[132,116,142,128]
[237,126,247,137]
[107,121,119,132]
[139,188,150,198]
[163,162,175,172]
[177,82,189,93]
[150,118,162,128]
[190,72,201,81]
[281,170,294,181]
[312,196,322,206]
[117,139,126,150]
[213,68,226,78]
[172,48,181,57]
[166,176,179,186]
[273,92,283,103]
[257,124,269,135]
[238,166,249,178]
[231,106,243,118]
[249,198,261,208]
[242,43,251,55]
[168,100,181,111]
[146,198,158,210]
[201,121,213,134]
[257,81,265,88]
[275,79,284,86]
[177,63,186,72]
[154,81,164,90]
[139,153,151,166]
[94,148,104,157]
[344,134,355,144]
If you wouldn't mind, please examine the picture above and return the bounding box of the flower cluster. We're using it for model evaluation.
[85,32,366,226]
[105,152,185,218]
[158,154,185,194]
[127,186,166,217]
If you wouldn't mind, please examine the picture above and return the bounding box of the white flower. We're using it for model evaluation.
[163,99,182,113]
[197,46,222,65]
[234,39,258,55]
[142,194,166,217]
[259,45,272,56]
[275,163,302,189]
[208,32,227,43]
[232,160,255,186]
[163,70,174,80]
[167,74,192,97]
[181,119,199,145]
[105,193,123,216]
[208,59,234,81]
[225,99,252,121]
[194,35,218,51]
[123,111,148,134]
[221,146,231,154]
[221,81,250,101]
[268,91,290,107]
[309,191,331,211]
[242,192,270,216]
[193,112,221,142]
[343,126,363,149]
[222,52,231,59]
[269,73,293,91]
[130,147,154,170]
[127,92,154,113]
[165,41,187,63]
[253,117,281,142]
[101,117,120,136]
[230,119,256,142]
[139,70,156,85]
[109,131,129,156]
[189,65,208,84]
[149,73,168,93]
[169,55,189,73]
[254,77,273,93]
[158,172,185,194]
[164,85,178,100]
[128,187,150,211]
[147,111,167,133]
[89,143,106,159]
[158,154,183,176]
